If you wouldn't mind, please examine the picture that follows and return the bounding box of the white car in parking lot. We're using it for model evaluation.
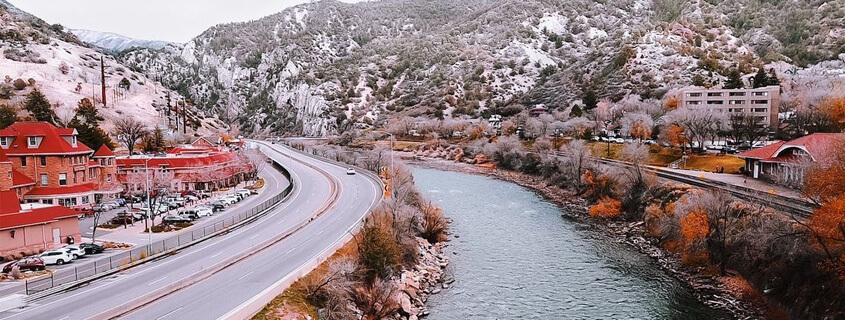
[194,206,213,217]
[221,196,239,205]
[63,245,86,259]
[39,250,74,265]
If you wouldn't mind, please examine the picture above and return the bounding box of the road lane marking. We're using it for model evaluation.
[237,271,254,280]
[209,252,223,259]
[156,307,182,320]
[148,276,168,286]
[250,234,259,240]
[275,219,286,226]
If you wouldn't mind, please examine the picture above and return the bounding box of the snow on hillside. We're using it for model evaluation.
[71,29,172,52]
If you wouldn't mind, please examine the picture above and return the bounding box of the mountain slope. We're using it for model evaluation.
[118,0,845,137]
[71,29,172,52]
[0,0,225,136]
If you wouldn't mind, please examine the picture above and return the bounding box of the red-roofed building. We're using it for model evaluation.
[0,122,121,206]
[116,146,253,194]
[0,190,81,257]
[739,133,843,186]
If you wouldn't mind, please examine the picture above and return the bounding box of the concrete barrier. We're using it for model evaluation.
[0,294,24,313]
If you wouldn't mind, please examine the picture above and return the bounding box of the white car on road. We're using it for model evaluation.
[221,196,239,205]
[346,168,356,175]
[63,245,86,259]
[39,250,74,265]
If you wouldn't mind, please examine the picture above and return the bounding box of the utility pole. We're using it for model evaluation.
[100,56,107,108]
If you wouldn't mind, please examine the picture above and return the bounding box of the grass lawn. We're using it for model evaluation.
[587,142,682,166]
[680,154,746,174]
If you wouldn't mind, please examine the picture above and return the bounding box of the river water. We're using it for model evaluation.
[413,167,730,320]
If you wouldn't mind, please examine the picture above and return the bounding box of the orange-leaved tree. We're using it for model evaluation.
[589,197,622,219]
[680,208,710,265]
[804,136,845,279]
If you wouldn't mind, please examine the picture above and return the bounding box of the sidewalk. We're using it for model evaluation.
[658,167,807,201]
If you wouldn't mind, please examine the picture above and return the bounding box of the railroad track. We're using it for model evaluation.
[553,152,817,218]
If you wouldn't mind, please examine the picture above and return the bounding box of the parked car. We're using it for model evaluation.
[2,257,46,273]
[162,215,192,224]
[346,168,356,175]
[210,202,226,212]
[39,250,73,265]
[73,207,94,218]
[179,209,199,220]
[185,195,199,202]
[613,138,625,144]
[109,215,134,225]
[235,189,251,199]
[64,245,86,259]
[221,196,239,205]
[194,206,213,217]
[79,243,104,254]
[196,191,212,199]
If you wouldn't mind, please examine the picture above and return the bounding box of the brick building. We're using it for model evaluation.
[0,122,121,207]
[116,146,252,194]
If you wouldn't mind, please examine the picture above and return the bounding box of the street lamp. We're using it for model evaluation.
[144,157,152,251]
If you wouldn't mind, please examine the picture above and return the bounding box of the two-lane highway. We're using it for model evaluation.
[0,142,382,320]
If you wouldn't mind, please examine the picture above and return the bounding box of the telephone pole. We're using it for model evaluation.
[100,56,107,108]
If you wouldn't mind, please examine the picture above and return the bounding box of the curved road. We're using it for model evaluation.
[0,142,382,320]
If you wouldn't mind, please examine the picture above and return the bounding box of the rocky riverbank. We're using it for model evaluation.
[395,238,452,320]
[406,155,769,320]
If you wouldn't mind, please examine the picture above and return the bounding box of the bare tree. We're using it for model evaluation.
[664,107,729,151]
[113,118,148,155]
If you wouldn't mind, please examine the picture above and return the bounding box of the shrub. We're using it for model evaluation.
[357,214,402,282]
[420,203,448,243]
[589,196,622,219]
[12,78,26,90]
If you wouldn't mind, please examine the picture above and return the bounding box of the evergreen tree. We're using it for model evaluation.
[569,105,583,118]
[0,105,18,129]
[118,78,131,90]
[751,68,769,88]
[692,74,706,87]
[75,98,104,125]
[23,90,56,124]
[766,68,781,86]
[723,68,744,89]
[69,119,113,150]
[152,126,166,151]
[582,88,598,110]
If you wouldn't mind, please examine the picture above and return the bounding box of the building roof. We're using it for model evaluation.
[0,191,21,215]
[738,141,785,159]
[739,133,843,162]
[0,122,93,155]
[11,169,35,187]
[24,182,97,197]
[92,144,115,157]
[0,201,79,230]
[116,152,240,170]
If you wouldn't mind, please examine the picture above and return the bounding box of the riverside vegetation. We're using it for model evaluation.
[254,141,450,320]
[398,132,845,320]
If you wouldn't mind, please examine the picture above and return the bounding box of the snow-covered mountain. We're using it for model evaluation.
[0,0,226,136]
[117,0,845,137]
[71,29,172,52]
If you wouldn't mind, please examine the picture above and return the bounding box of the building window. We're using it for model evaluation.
[707,100,724,105]
[752,100,768,104]
[687,92,702,97]
[27,137,37,147]
[81,196,89,204]
[40,156,47,166]
[71,136,77,146]
[0,137,7,147]
[753,108,768,113]
[707,92,723,97]
[41,199,53,204]
[21,156,27,166]
[753,92,768,96]
[687,101,701,105]
[729,92,746,96]
[40,174,48,186]
[59,173,67,186]
[729,100,745,105]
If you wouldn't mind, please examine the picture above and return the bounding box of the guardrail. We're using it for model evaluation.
[20,158,294,297]
[591,157,817,218]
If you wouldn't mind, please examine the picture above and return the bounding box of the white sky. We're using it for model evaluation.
[7,0,362,43]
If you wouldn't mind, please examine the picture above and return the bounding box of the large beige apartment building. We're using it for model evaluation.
[678,86,781,129]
